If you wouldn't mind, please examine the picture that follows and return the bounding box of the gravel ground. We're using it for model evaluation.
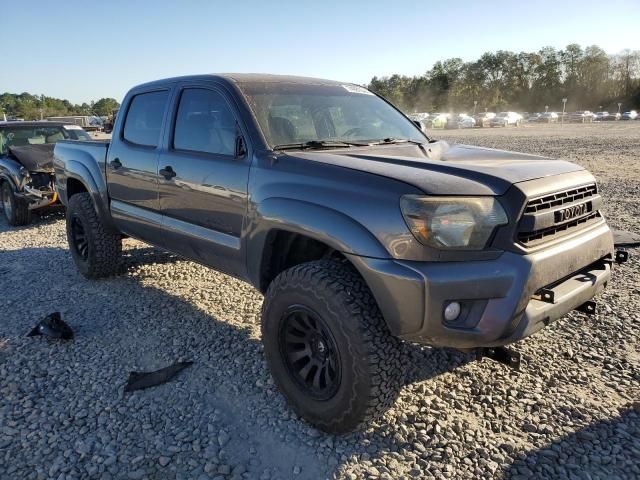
[1,123,638,480]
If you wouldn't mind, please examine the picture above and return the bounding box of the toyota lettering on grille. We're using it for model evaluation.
[555,202,590,223]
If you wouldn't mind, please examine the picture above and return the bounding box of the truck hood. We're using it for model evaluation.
[8,144,55,172]
[292,142,584,195]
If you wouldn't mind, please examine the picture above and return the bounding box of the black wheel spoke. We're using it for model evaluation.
[71,217,89,261]
[287,347,310,363]
[311,364,323,389]
[322,365,332,388]
[298,359,314,381]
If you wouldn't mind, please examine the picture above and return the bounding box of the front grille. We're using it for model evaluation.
[518,183,601,247]
[524,183,598,214]
[518,211,601,246]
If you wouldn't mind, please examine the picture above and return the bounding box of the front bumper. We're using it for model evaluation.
[348,220,614,348]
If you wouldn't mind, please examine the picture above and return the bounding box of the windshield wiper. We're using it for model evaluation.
[272,140,368,151]
[367,137,425,146]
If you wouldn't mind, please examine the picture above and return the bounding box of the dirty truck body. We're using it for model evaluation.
[54,74,614,432]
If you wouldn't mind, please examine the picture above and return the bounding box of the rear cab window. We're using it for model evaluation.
[123,90,169,147]
[172,88,237,156]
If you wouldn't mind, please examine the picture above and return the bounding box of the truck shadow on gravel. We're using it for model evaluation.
[0,208,64,234]
[502,404,639,479]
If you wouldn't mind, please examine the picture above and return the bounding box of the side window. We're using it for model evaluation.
[173,88,236,156]
[123,90,169,147]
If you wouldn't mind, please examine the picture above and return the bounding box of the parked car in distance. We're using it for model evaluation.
[430,113,449,129]
[0,122,91,225]
[595,111,620,121]
[446,114,474,129]
[54,73,614,433]
[490,111,523,127]
[568,111,594,123]
[47,115,103,132]
[621,110,638,120]
[473,112,495,127]
[538,112,559,123]
[527,113,542,123]
[458,114,476,129]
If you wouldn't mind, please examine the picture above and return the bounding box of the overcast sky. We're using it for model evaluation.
[3,0,639,104]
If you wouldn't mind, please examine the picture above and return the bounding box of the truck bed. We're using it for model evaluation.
[53,139,111,207]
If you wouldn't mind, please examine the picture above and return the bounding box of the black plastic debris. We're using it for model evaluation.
[124,361,193,392]
[27,312,74,340]
[613,229,640,248]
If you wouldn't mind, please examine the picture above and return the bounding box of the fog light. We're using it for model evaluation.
[444,301,461,322]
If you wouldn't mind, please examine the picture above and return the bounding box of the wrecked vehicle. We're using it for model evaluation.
[0,121,92,225]
[54,74,616,433]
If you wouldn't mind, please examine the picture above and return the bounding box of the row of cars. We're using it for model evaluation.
[527,110,639,123]
[410,109,639,129]
[0,121,93,225]
[411,111,524,129]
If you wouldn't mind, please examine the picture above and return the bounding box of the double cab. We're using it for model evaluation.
[54,74,614,432]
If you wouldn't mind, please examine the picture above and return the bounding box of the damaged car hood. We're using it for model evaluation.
[291,142,584,195]
[8,144,55,172]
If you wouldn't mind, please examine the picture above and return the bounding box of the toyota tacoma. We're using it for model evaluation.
[53,74,615,433]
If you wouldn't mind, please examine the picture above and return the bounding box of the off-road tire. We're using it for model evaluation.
[66,192,121,278]
[1,181,31,226]
[262,259,406,433]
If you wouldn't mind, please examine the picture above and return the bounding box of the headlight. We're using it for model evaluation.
[400,195,508,250]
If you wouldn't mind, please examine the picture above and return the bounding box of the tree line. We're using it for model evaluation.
[0,93,120,120]
[368,45,640,114]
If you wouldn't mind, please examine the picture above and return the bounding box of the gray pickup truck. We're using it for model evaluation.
[54,74,614,433]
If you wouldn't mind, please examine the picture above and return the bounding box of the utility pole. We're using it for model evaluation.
[562,98,567,126]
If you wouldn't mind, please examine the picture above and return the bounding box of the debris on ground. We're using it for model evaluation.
[124,361,193,392]
[27,312,74,340]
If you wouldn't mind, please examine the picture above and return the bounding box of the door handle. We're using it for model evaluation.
[110,158,122,169]
[159,166,177,180]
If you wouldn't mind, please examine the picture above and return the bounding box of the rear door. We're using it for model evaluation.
[107,89,170,242]
[155,85,250,278]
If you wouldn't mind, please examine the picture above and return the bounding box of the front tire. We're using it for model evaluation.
[261,260,406,433]
[1,181,31,226]
[66,192,121,278]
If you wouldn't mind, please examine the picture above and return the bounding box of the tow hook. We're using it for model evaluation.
[615,250,629,264]
[478,346,521,371]
[575,300,597,316]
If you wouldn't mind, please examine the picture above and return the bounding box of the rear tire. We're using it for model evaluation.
[66,192,121,278]
[1,181,31,226]
[261,259,406,433]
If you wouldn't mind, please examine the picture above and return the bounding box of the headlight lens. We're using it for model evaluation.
[400,195,508,249]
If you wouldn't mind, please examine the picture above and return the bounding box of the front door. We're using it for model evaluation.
[107,89,170,242]
[156,86,250,278]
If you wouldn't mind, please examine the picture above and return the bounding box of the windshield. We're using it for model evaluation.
[237,82,426,148]
[0,125,72,155]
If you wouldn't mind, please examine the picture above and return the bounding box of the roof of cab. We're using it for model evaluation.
[130,73,348,91]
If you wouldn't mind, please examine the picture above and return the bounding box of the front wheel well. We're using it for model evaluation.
[66,178,89,199]
[259,230,347,293]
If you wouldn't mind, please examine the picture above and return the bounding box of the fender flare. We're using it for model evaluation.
[60,160,118,233]
[246,197,389,288]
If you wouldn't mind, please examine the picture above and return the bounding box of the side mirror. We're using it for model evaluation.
[412,120,426,132]
[235,134,247,159]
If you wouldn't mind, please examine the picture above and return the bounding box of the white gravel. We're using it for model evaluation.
[0,122,638,479]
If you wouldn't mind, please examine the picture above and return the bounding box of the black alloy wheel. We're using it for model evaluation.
[279,305,341,400]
